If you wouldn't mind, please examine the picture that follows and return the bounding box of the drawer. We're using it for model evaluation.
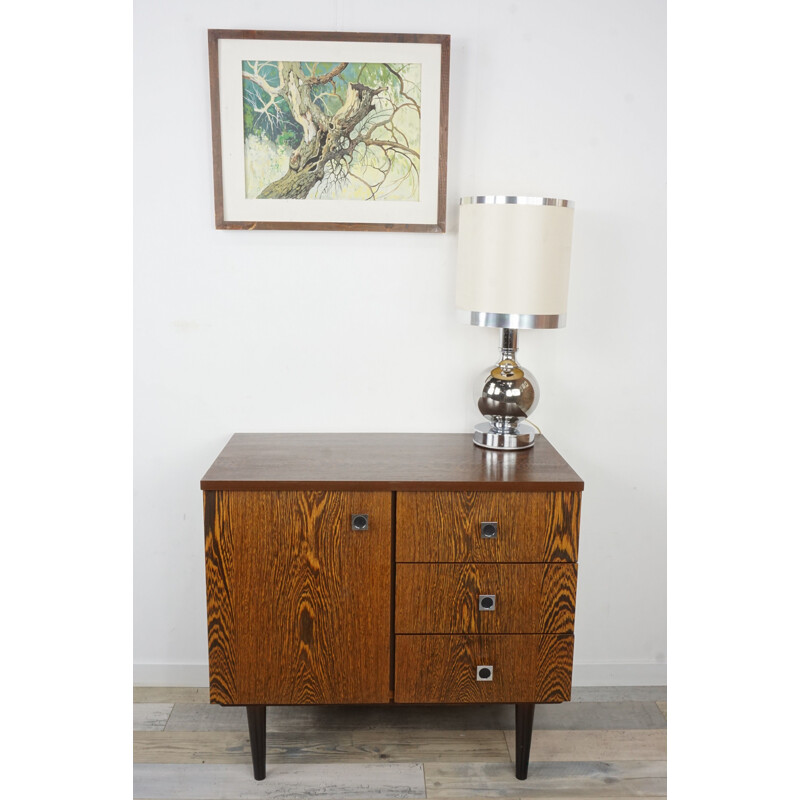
[395,563,576,634]
[396,491,580,563]
[394,634,574,703]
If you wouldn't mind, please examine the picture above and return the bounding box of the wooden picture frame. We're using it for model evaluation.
[208,30,450,232]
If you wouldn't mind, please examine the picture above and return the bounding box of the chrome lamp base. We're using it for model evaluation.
[473,421,537,450]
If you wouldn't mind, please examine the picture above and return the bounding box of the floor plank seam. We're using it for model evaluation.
[163,704,175,731]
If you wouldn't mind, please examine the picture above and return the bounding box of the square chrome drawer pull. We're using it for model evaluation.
[476,665,494,681]
[480,521,498,539]
[478,594,496,611]
[351,514,369,531]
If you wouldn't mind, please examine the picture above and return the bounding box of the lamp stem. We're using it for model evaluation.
[501,328,518,359]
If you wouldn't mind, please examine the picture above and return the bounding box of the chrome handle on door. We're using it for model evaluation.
[351,514,369,531]
[480,521,498,539]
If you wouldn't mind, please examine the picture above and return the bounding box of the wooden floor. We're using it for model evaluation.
[133,686,666,799]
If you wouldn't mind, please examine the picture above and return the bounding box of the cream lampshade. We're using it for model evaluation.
[456,196,575,450]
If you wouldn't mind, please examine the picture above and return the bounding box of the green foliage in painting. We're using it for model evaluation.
[241,59,422,201]
[276,129,298,148]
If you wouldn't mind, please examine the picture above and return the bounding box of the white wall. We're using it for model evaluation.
[134,0,666,686]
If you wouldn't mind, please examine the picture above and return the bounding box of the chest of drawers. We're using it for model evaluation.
[202,433,582,782]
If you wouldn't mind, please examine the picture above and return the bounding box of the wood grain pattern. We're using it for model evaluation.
[200,434,584,492]
[134,704,173,731]
[396,491,581,563]
[394,635,574,704]
[349,728,511,763]
[134,688,210,704]
[133,729,511,764]
[163,699,667,734]
[526,702,668,732]
[395,563,577,634]
[133,761,426,799]
[165,704,248,732]
[204,491,238,704]
[135,731,253,764]
[502,729,667,763]
[424,760,666,798]
[205,491,392,705]
[569,687,666,702]
[163,703,512,733]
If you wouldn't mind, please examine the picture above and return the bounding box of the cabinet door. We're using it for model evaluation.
[205,490,391,705]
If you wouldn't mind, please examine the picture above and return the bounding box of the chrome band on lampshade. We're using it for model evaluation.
[460,196,575,208]
[466,311,566,329]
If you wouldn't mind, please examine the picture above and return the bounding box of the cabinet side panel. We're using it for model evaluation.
[230,491,392,705]
[547,491,581,563]
[204,491,238,704]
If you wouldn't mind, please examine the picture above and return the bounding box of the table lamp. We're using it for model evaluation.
[456,196,575,450]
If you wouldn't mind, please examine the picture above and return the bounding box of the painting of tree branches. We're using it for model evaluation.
[242,62,421,202]
[209,31,450,231]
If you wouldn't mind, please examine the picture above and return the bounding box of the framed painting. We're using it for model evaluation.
[208,30,450,232]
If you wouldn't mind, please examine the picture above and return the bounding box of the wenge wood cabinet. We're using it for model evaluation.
[202,433,583,782]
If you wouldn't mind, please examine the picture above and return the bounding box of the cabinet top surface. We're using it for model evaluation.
[201,433,583,492]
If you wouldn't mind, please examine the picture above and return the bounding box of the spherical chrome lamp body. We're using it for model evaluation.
[477,358,539,424]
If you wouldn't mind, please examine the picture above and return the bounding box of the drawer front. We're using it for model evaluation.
[395,563,576,634]
[396,491,580,563]
[394,634,574,703]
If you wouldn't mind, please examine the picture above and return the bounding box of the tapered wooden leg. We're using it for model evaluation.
[246,705,267,781]
[515,703,535,780]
